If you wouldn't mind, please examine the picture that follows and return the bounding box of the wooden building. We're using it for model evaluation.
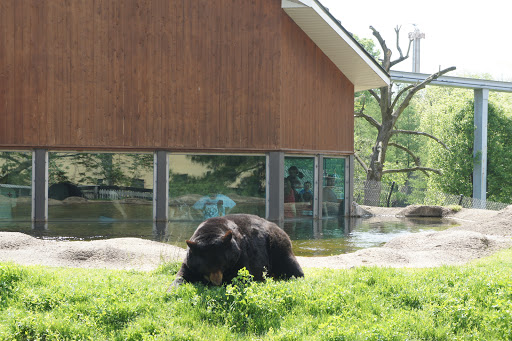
[0,0,389,223]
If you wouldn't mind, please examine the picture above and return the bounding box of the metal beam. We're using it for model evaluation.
[390,70,512,92]
[32,149,48,222]
[153,151,169,222]
[313,155,320,218]
[266,152,284,221]
[473,89,489,208]
[346,155,354,216]
[317,155,324,220]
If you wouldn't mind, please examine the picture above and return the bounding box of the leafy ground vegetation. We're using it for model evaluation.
[1,250,512,340]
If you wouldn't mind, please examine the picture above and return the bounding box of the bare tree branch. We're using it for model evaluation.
[361,26,452,186]
[354,112,381,129]
[388,142,430,176]
[393,66,456,121]
[354,153,369,173]
[391,129,449,150]
[370,26,391,70]
[368,89,381,103]
[383,166,442,175]
[370,26,388,55]
[388,142,419,163]
[390,26,413,68]
[354,95,366,115]
[390,84,414,111]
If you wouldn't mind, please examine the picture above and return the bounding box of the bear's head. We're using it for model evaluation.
[185,219,241,285]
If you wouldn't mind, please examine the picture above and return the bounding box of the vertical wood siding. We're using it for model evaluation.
[0,0,353,154]
[280,13,354,153]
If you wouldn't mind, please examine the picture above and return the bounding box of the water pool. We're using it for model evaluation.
[0,216,458,257]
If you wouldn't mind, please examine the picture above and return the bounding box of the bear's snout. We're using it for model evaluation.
[209,270,223,286]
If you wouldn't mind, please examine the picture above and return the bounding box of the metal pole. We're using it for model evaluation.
[266,152,284,221]
[313,155,320,218]
[346,155,354,216]
[317,155,324,220]
[386,181,395,207]
[473,88,489,208]
[153,151,169,222]
[32,149,48,222]
[409,28,425,73]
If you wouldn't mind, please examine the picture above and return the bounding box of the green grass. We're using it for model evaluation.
[447,205,463,212]
[1,249,512,340]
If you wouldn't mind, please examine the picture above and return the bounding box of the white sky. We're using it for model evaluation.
[319,0,512,81]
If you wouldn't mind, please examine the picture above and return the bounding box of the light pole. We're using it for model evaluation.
[409,26,425,73]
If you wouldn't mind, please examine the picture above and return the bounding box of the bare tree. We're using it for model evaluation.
[355,26,455,204]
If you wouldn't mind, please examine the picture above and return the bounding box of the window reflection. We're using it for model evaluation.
[169,154,266,221]
[0,151,32,221]
[48,152,153,221]
[284,157,315,218]
[322,157,346,217]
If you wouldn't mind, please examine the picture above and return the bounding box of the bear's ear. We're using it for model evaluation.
[186,240,198,249]
[222,230,232,245]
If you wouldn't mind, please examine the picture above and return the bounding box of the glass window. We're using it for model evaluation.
[284,156,315,218]
[48,152,153,221]
[169,154,266,221]
[322,157,346,217]
[0,151,32,221]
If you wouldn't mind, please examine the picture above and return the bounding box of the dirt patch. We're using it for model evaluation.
[0,232,44,250]
[0,205,511,271]
[0,235,186,271]
[449,205,512,237]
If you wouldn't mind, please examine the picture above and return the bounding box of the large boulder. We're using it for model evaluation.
[398,205,452,217]
[350,202,373,217]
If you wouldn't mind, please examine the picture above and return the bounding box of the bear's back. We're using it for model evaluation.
[224,214,292,249]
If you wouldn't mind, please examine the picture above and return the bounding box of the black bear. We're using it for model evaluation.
[168,214,304,290]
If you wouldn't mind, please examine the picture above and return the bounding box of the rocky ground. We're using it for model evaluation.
[1,205,511,271]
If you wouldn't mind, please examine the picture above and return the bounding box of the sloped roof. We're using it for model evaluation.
[282,0,389,92]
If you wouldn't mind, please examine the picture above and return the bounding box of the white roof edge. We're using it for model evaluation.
[282,0,390,91]
[282,0,308,8]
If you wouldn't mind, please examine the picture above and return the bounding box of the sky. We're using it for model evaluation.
[319,0,512,81]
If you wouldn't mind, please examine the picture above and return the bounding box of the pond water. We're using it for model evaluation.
[0,216,458,257]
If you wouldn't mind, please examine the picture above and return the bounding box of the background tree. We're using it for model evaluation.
[354,26,455,203]
[417,85,512,204]
[47,153,153,187]
[0,152,32,186]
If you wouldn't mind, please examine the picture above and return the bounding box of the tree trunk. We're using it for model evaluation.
[364,114,393,205]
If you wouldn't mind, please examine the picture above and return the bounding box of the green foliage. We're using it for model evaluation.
[447,205,463,212]
[167,268,296,335]
[153,261,182,276]
[2,249,512,340]
[423,91,512,204]
[352,34,381,61]
[0,152,32,186]
[0,263,25,306]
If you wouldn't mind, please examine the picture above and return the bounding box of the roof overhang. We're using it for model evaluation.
[282,0,390,92]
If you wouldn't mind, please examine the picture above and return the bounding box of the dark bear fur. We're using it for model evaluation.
[168,214,304,290]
